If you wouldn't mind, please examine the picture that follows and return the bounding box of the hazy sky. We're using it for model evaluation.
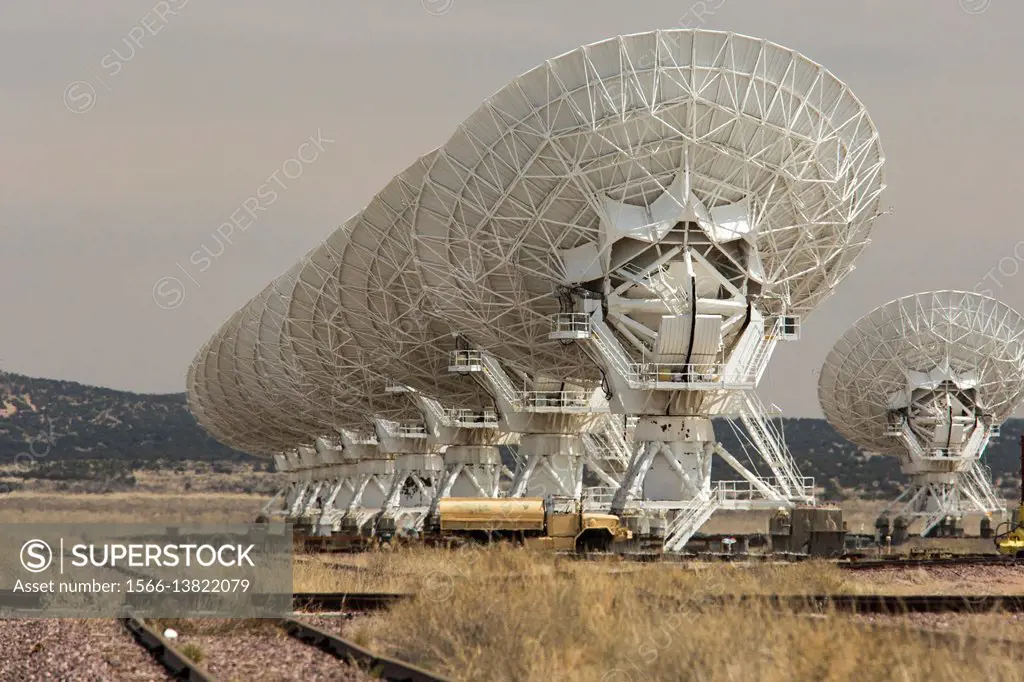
[2,0,1022,417]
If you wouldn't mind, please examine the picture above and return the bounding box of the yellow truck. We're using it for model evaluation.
[995,434,1024,556]
[437,497,631,552]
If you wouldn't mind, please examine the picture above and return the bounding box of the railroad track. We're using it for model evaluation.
[293,591,413,612]
[699,594,1024,614]
[121,599,445,681]
[119,590,1024,679]
[290,590,1024,615]
[567,550,811,564]
[280,617,450,682]
[837,553,1020,570]
[570,550,1022,570]
[120,613,216,681]
[809,615,1023,651]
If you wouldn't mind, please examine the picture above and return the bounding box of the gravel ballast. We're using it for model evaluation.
[0,618,172,681]
[167,619,374,681]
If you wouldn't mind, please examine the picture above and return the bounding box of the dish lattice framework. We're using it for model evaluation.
[819,291,1024,455]
[818,290,1024,534]
[186,156,513,467]
[411,28,885,380]
[185,29,886,546]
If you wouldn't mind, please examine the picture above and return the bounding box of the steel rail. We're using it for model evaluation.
[280,618,451,682]
[837,554,1018,570]
[120,614,217,682]
[695,594,1024,614]
[568,550,1017,570]
[292,592,413,611]
[799,614,1022,650]
[288,590,1024,616]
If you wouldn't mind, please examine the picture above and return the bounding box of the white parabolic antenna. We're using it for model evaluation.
[818,290,1024,535]
[187,29,887,549]
[410,28,885,534]
[414,28,886,379]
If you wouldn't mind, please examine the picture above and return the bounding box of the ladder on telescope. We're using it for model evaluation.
[737,393,804,499]
[963,460,1002,513]
[899,420,927,462]
[478,353,525,410]
[581,414,634,476]
[619,263,689,315]
[743,317,783,385]
[663,487,723,553]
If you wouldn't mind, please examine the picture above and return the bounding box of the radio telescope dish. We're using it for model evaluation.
[413,28,885,381]
[818,291,1024,535]
[188,264,328,456]
[405,28,884,534]
[187,28,886,550]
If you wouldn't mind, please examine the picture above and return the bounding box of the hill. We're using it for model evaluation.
[0,371,253,465]
[1,371,1022,501]
[715,417,1024,502]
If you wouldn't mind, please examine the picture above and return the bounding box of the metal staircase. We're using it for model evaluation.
[589,317,638,383]
[919,484,954,536]
[580,413,635,477]
[737,392,807,500]
[663,485,723,552]
[899,420,927,462]
[618,263,688,315]
[477,353,523,408]
[963,460,1002,512]
[961,423,989,461]
[743,317,784,384]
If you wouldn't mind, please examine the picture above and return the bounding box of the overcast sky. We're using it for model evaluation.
[2,0,1022,417]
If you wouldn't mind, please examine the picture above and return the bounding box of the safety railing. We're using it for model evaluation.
[964,460,1002,512]
[619,263,688,315]
[716,477,816,502]
[444,407,499,428]
[588,318,636,380]
[549,313,592,340]
[520,391,594,410]
[664,486,723,552]
[628,363,755,387]
[738,392,809,500]
[395,423,429,438]
[448,349,484,372]
[581,486,618,510]
[743,317,783,384]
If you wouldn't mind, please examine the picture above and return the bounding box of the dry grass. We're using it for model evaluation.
[293,545,855,595]
[0,464,280,496]
[338,545,1024,682]
[293,544,1024,596]
[0,491,265,524]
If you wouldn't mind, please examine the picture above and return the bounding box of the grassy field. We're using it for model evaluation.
[3,490,1022,680]
[0,462,278,496]
[292,543,1024,596]
[0,491,265,524]
[310,545,1024,682]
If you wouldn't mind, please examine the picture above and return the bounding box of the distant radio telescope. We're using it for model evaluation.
[818,290,1024,535]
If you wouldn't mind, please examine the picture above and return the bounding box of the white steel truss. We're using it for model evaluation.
[185,30,887,550]
[820,291,1024,535]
